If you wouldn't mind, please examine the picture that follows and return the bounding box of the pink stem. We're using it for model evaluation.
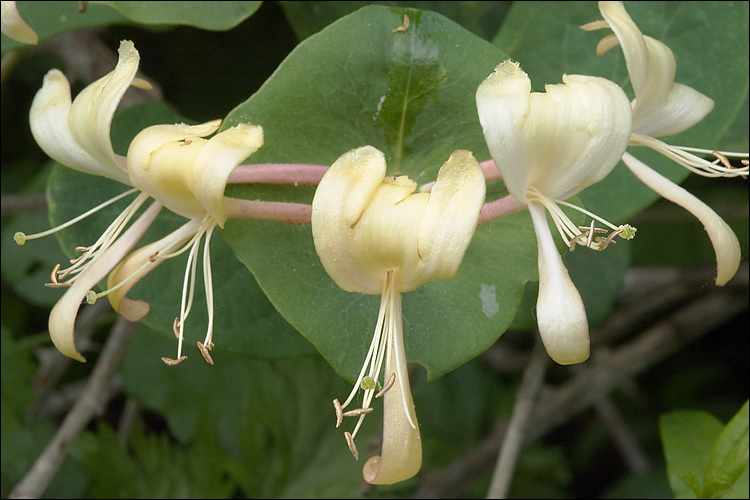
[228,164,329,185]
[480,159,501,182]
[225,193,523,227]
[478,195,526,225]
[224,197,312,224]
[228,160,501,186]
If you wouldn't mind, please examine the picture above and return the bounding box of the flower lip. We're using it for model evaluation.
[1,1,38,44]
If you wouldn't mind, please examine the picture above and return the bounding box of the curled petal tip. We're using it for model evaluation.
[116,297,152,322]
[1,1,38,45]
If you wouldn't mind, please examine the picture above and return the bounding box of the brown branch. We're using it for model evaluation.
[413,278,748,498]
[485,338,549,499]
[9,316,137,499]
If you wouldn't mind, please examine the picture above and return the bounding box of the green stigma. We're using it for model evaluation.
[618,224,637,240]
[14,232,26,245]
[360,376,377,391]
[85,290,98,305]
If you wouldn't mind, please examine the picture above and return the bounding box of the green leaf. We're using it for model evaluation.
[704,401,749,499]
[119,326,364,498]
[95,1,262,30]
[45,102,315,361]
[220,6,535,381]
[660,409,724,498]
[79,422,237,499]
[2,1,129,53]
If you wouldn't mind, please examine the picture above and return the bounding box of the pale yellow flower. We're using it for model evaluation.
[312,145,485,484]
[476,60,635,365]
[19,40,263,364]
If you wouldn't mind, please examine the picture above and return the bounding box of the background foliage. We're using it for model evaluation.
[1,1,748,498]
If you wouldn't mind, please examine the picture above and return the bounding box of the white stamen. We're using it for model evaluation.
[14,188,139,245]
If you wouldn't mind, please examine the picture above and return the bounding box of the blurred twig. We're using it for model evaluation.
[414,263,749,498]
[485,337,549,499]
[594,397,650,474]
[0,194,48,217]
[9,316,137,499]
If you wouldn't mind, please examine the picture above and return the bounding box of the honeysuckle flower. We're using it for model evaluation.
[17,39,264,364]
[476,60,635,365]
[312,145,485,484]
[117,119,263,365]
[582,0,747,285]
[1,1,38,45]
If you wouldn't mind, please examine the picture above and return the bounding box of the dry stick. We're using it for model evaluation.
[413,287,748,499]
[485,337,549,499]
[1,194,48,217]
[33,299,111,417]
[594,398,650,474]
[9,316,137,499]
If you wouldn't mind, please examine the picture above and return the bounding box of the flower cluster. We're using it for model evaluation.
[17,41,264,364]
[15,0,746,487]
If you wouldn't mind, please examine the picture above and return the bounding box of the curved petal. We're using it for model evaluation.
[632,82,714,138]
[622,153,740,286]
[68,40,144,174]
[311,146,388,294]
[29,70,131,185]
[598,2,668,103]
[107,218,202,321]
[476,60,632,202]
[475,60,532,202]
[194,123,264,226]
[529,74,632,199]
[49,202,162,361]
[597,2,713,137]
[404,150,485,291]
[127,121,262,226]
[362,290,421,484]
[1,1,38,44]
[528,203,590,365]
[353,176,427,291]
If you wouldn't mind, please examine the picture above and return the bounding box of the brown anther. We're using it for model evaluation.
[392,13,410,33]
[172,318,181,338]
[69,255,84,265]
[181,140,193,146]
[197,341,214,365]
[595,228,623,251]
[375,373,396,398]
[58,268,74,280]
[148,251,159,263]
[74,246,88,253]
[161,355,187,366]
[342,407,374,418]
[569,232,587,251]
[344,431,359,460]
[45,282,72,289]
[333,399,343,428]
[578,221,607,248]
[712,151,732,169]
[49,263,61,285]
